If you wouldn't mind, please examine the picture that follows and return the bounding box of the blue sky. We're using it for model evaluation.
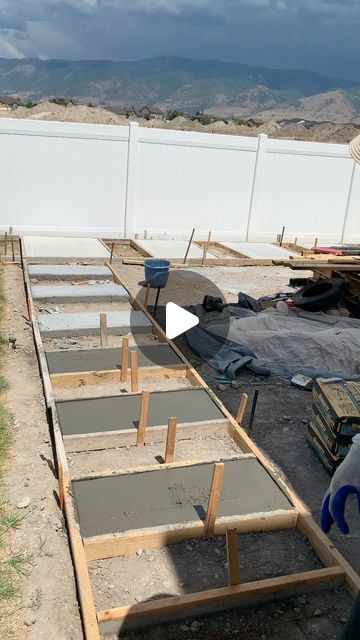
[0,1,359,80]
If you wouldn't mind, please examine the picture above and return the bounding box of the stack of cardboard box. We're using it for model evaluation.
[307,378,360,474]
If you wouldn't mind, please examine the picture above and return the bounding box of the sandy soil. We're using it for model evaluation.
[68,432,240,478]
[89,529,323,610]
[2,266,82,639]
[1,100,359,143]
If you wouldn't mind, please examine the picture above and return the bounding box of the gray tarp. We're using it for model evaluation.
[186,306,360,379]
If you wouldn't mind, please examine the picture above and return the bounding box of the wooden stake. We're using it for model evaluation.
[201,230,212,266]
[183,228,195,264]
[58,462,65,512]
[226,528,240,585]
[248,389,259,436]
[314,237,318,247]
[120,337,129,382]
[203,462,224,538]
[4,232,7,258]
[279,226,285,246]
[293,237,298,250]
[100,313,108,347]
[110,242,114,264]
[165,416,177,463]
[137,390,150,446]
[236,393,248,424]
[144,283,151,309]
[130,350,139,392]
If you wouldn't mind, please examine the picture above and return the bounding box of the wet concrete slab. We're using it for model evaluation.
[31,283,129,303]
[135,239,217,260]
[28,264,113,281]
[24,236,110,260]
[46,344,183,374]
[72,458,292,537]
[38,310,151,337]
[56,388,225,436]
[220,242,297,259]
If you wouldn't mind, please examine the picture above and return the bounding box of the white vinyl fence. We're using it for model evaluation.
[0,118,358,244]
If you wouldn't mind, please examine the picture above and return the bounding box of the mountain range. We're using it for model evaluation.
[1,56,359,122]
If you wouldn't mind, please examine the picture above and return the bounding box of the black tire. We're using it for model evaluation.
[292,278,346,312]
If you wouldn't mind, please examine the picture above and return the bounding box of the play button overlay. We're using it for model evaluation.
[165,302,199,339]
[130,268,231,368]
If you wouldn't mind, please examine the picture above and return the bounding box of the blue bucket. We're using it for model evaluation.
[144,258,170,288]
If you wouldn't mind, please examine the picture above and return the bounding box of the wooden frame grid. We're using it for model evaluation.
[21,240,360,640]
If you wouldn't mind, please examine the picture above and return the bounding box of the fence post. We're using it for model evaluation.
[124,121,139,238]
[245,133,268,242]
[341,161,356,243]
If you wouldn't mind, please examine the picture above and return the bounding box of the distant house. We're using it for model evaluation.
[105,105,134,116]
[0,96,22,111]
[49,97,76,107]
[246,118,264,127]
[137,105,163,119]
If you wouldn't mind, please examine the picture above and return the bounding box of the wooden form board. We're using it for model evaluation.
[21,242,360,639]
[130,239,275,266]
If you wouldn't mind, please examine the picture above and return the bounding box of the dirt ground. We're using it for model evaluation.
[1,101,360,141]
[2,265,83,639]
[120,260,360,576]
[1,259,359,639]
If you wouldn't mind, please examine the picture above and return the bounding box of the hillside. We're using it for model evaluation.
[2,100,359,144]
[0,56,360,122]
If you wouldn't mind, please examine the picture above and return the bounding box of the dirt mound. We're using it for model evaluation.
[1,100,360,144]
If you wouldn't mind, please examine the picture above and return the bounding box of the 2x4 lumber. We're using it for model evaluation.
[120,337,129,382]
[203,462,225,538]
[73,454,254,482]
[226,528,240,586]
[137,391,150,446]
[63,420,228,454]
[236,393,248,424]
[297,513,360,595]
[201,231,212,266]
[50,363,187,388]
[100,313,108,347]
[130,350,138,392]
[164,416,177,463]
[21,242,68,475]
[97,566,344,624]
[122,256,273,267]
[62,473,100,640]
[84,508,297,561]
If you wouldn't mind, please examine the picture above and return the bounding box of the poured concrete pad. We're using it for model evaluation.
[38,310,151,337]
[136,239,217,260]
[31,283,129,303]
[220,242,297,259]
[28,264,113,281]
[23,236,109,260]
[72,458,292,537]
[46,344,183,374]
[56,388,225,436]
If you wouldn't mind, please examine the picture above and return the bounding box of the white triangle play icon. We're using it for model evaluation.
[165,302,199,339]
